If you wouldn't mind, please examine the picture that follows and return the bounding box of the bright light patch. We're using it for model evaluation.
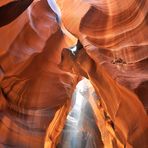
[75,79,87,107]
[58,78,97,147]
[67,78,89,124]
[68,45,77,55]
[47,0,61,20]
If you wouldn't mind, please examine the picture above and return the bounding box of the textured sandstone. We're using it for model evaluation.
[0,0,148,148]
[58,0,148,147]
[0,0,79,147]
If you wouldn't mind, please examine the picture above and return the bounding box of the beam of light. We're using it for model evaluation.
[57,79,91,148]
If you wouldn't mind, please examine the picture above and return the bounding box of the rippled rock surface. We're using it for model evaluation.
[0,0,148,148]
[0,0,79,147]
[58,0,148,147]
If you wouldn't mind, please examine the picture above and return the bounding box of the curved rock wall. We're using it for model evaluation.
[58,0,148,147]
[0,0,79,147]
[0,0,148,148]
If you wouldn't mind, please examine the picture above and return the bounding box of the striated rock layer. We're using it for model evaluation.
[0,0,148,148]
[58,0,148,147]
[0,0,79,147]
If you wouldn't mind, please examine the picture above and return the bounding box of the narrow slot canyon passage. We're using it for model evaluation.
[0,0,147,147]
[57,79,103,148]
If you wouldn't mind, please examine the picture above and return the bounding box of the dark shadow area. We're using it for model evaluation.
[135,81,148,114]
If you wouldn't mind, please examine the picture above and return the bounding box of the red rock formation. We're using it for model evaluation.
[58,0,148,147]
[0,0,79,147]
[0,0,148,148]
